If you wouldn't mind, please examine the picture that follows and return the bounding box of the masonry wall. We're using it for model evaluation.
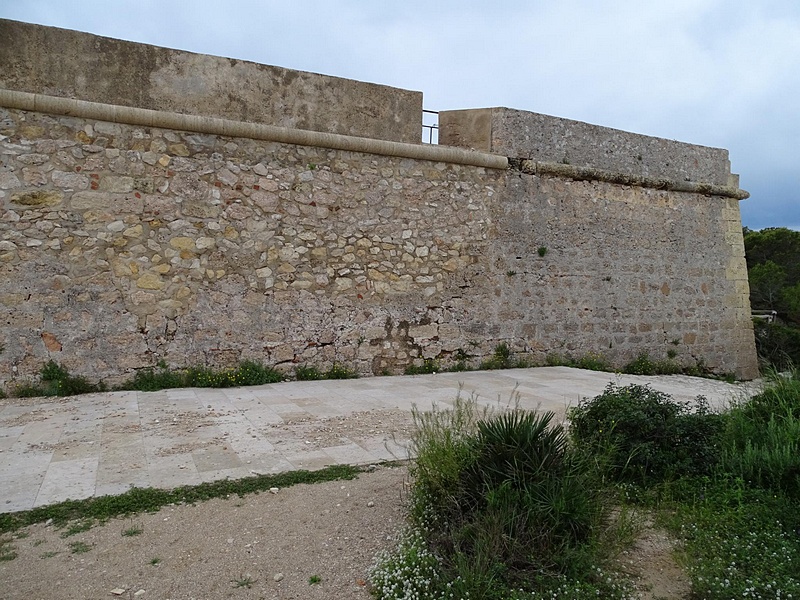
[0,104,759,388]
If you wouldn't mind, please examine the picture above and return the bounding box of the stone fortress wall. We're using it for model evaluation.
[0,20,759,390]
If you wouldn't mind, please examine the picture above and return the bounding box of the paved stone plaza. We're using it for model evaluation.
[0,367,757,513]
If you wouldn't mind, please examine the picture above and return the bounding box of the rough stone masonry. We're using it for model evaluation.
[0,20,758,390]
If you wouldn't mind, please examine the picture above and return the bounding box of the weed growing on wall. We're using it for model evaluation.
[404,359,440,375]
[118,360,283,392]
[13,361,105,398]
[295,365,324,380]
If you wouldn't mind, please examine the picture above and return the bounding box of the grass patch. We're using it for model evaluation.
[68,540,92,554]
[149,556,161,565]
[59,519,94,538]
[0,464,362,534]
[122,522,143,537]
[232,575,257,588]
[308,574,321,584]
[39,550,59,559]
[0,537,17,561]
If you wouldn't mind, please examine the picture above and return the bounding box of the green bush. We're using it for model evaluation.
[576,352,612,372]
[622,353,657,375]
[12,361,106,398]
[184,361,283,388]
[13,383,48,398]
[404,358,440,375]
[324,363,358,379]
[569,384,725,486]
[480,342,513,370]
[294,365,323,381]
[122,365,186,391]
[393,395,623,598]
[119,360,283,392]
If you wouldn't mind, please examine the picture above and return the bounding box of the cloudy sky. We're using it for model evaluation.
[2,0,798,230]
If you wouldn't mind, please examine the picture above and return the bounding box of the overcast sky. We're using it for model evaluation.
[2,0,798,230]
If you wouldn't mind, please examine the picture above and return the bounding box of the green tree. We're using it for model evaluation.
[745,227,800,325]
[749,260,787,310]
[744,227,800,286]
[783,282,800,324]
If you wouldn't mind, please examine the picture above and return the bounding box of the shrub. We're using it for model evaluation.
[479,342,512,370]
[122,365,186,391]
[119,360,282,391]
[230,360,283,386]
[397,395,622,598]
[576,352,612,372]
[13,383,48,398]
[569,384,725,486]
[324,363,358,379]
[16,361,106,397]
[622,353,657,375]
[479,342,531,370]
[545,353,573,367]
[295,365,323,381]
[404,358,440,375]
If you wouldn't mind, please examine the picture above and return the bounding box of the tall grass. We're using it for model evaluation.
[719,368,800,497]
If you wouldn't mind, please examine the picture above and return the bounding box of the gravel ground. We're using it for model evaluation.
[0,466,408,600]
[0,463,691,600]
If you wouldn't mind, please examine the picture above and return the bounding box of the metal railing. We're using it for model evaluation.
[422,109,438,144]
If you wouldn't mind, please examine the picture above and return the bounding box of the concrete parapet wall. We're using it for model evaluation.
[440,107,738,187]
[0,19,422,144]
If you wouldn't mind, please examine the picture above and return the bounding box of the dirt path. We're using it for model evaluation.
[0,464,691,600]
[0,466,408,600]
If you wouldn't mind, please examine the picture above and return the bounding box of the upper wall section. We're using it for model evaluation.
[439,107,738,187]
[0,19,423,144]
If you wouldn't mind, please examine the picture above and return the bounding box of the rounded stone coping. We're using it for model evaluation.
[0,88,508,170]
[512,159,750,200]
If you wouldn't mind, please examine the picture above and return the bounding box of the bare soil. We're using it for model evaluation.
[0,466,408,600]
[0,464,691,600]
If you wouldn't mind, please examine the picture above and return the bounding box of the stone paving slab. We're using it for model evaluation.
[0,367,758,513]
